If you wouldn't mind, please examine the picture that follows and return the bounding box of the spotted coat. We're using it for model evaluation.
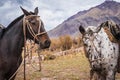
[80,26,119,80]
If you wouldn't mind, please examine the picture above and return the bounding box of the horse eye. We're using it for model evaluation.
[84,43,88,46]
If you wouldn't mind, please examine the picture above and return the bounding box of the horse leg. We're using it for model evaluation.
[117,56,120,73]
[92,72,99,80]
[106,70,115,80]
[37,52,42,71]
[90,69,94,80]
[92,72,106,80]
[117,44,120,73]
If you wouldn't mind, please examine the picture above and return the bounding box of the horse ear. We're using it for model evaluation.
[20,6,30,16]
[79,25,86,35]
[105,21,109,27]
[34,7,38,15]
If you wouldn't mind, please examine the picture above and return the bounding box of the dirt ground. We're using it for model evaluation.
[15,53,120,80]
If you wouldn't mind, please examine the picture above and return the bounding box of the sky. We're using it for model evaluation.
[0,0,120,31]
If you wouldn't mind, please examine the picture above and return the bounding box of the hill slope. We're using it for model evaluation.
[48,1,120,38]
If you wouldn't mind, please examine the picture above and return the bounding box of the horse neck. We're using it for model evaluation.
[1,19,25,56]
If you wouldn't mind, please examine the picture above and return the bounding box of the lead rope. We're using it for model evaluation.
[85,33,104,63]
[8,59,24,80]
[26,18,46,42]
[9,15,46,80]
[90,35,100,54]
[27,41,42,71]
[23,16,26,80]
[22,16,43,80]
[22,16,43,79]
[90,36,103,63]
[8,16,27,80]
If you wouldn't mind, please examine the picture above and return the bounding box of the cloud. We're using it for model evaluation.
[0,1,22,26]
[29,0,105,30]
[0,0,120,31]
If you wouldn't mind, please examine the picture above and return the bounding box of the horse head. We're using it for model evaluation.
[79,25,102,70]
[20,7,51,49]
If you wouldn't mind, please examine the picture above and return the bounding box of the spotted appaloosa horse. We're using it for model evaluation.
[79,21,120,80]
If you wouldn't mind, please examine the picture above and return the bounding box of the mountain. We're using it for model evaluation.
[48,1,120,38]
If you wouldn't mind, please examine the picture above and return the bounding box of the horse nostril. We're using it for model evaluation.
[44,40,51,47]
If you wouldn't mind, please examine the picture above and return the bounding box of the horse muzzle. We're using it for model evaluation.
[91,63,101,71]
[39,40,51,49]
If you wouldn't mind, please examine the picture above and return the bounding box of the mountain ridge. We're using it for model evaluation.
[48,1,120,38]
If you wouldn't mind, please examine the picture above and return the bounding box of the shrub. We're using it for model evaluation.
[50,38,61,51]
[59,35,72,51]
[49,35,83,52]
[72,37,83,48]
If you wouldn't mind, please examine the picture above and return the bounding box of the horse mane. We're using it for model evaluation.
[0,15,24,38]
[5,15,24,31]
[5,12,35,31]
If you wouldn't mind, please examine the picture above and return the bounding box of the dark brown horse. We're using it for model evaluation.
[0,7,51,80]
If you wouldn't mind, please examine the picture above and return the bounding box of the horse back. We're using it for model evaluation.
[103,22,120,43]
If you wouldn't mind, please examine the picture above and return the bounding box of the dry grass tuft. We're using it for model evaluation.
[15,52,120,80]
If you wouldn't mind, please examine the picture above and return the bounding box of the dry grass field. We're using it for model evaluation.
[15,51,120,80]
